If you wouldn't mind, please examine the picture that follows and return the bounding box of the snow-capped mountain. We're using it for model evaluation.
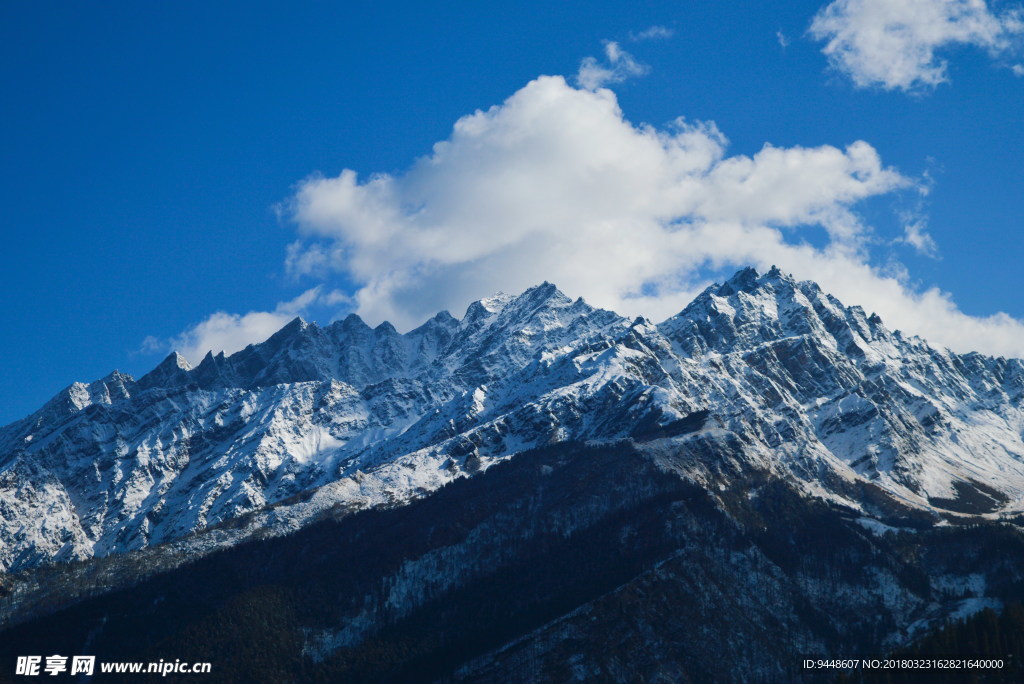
[2,267,1023,574]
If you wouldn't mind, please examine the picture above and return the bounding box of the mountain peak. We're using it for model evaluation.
[714,265,801,298]
[137,351,193,390]
[479,292,513,312]
[280,316,309,334]
[661,266,865,356]
[527,280,558,294]
[717,266,760,295]
[511,282,574,314]
[524,280,564,297]
[163,351,192,372]
[333,313,372,335]
[409,309,459,337]
[432,309,456,323]
[463,293,514,323]
[100,369,133,382]
[255,316,312,351]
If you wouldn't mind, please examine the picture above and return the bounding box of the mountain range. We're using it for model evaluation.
[2,267,1023,681]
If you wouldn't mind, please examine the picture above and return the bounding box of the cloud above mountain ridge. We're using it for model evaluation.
[285,77,908,320]
[166,74,1024,361]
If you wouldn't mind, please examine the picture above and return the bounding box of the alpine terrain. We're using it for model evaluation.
[2,267,1024,682]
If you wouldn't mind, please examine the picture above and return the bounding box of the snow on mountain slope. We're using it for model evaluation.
[1,269,1023,573]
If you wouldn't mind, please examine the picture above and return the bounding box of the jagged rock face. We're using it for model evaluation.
[5,442,1023,682]
[2,269,1023,573]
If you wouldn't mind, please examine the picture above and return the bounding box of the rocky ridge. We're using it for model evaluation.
[2,267,1023,575]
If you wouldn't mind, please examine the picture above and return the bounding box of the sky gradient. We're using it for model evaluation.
[2,0,1023,426]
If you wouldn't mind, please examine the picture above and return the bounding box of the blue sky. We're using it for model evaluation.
[2,0,1023,426]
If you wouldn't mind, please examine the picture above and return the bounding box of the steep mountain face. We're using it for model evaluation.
[1,268,1023,580]
[3,442,1023,683]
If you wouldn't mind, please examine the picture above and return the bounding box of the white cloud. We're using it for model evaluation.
[283,75,1024,358]
[1013,62,1024,73]
[139,335,166,355]
[576,41,649,90]
[810,0,1024,91]
[629,25,675,41]
[899,219,940,257]
[777,30,791,48]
